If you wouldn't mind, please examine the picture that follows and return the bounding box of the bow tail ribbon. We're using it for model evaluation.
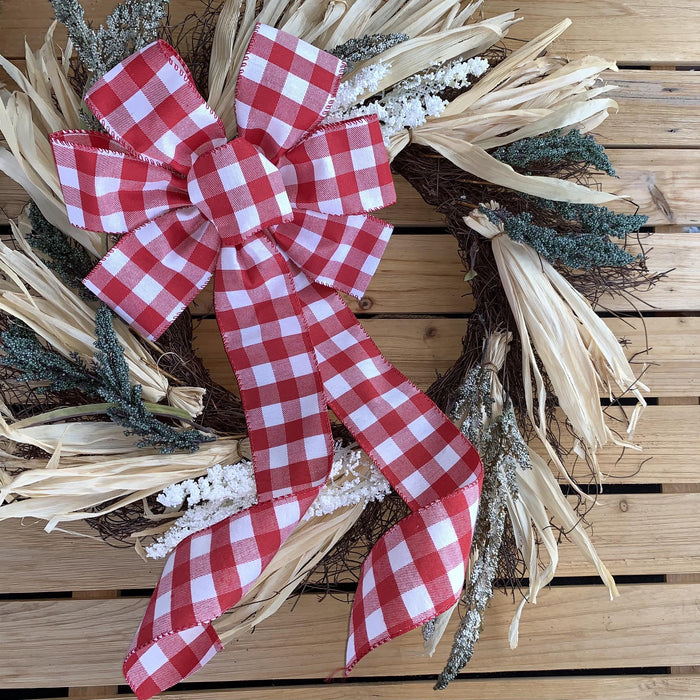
[123,244,482,699]
[123,488,320,698]
[124,233,336,698]
[290,273,482,669]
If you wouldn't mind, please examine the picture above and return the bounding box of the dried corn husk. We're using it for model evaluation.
[465,204,646,483]
[208,0,517,136]
[0,437,249,532]
[0,24,101,255]
[411,130,620,204]
[344,12,519,101]
[391,20,621,204]
[0,217,204,417]
[507,447,618,648]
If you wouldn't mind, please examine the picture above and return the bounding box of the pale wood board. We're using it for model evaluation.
[187,232,700,316]
[484,1,700,65]
[2,488,699,593]
[193,315,700,396]
[0,0,697,64]
[556,493,700,576]
[39,675,700,700]
[2,584,699,687]
[600,70,700,147]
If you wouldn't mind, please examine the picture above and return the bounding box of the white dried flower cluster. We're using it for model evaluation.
[145,461,257,559]
[156,461,257,510]
[146,445,391,559]
[327,56,490,144]
[331,62,392,111]
[303,443,391,519]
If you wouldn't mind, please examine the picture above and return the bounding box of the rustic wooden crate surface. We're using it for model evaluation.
[1,1,700,698]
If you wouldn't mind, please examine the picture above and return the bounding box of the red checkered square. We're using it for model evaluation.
[51,132,190,234]
[292,276,483,508]
[215,235,333,499]
[125,488,319,699]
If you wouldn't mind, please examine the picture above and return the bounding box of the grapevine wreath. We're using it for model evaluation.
[0,1,660,696]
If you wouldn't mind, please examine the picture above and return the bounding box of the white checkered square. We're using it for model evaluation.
[400,584,432,620]
[137,642,170,676]
[190,574,217,604]
[132,274,163,305]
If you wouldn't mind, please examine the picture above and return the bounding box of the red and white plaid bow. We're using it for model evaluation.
[50,24,482,699]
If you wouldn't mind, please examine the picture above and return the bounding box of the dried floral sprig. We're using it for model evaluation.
[434,398,527,689]
[1,305,212,453]
[485,206,640,270]
[26,203,97,300]
[50,0,169,84]
[327,56,490,144]
[493,129,616,176]
[91,305,212,453]
[330,33,409,73]
[146,443,391,559]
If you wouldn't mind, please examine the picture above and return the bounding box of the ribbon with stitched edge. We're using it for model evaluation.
[50,24,482,700]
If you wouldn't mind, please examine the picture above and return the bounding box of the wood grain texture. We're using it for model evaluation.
[39,675,700,700]
[3,488,699,594]
[0,0,696,64]
[557,493,700,576]
[187,232,700,316]
[3,584,699,687]
[193,315,700,396]
[484,1,700,65]
[600,70,700,147]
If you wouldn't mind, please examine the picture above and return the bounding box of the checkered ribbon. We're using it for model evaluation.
[50,24,482,699]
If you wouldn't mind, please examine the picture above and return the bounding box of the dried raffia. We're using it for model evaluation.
[0,24,101,255]
[208,1,517,136]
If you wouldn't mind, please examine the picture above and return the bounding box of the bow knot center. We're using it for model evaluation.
[186,138,292,243]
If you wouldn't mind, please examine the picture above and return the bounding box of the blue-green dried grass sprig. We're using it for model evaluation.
[330,33,410,73]
[1,306,211,453]
[26,202,97,300]
[50,0,169,84]
[483,205,645,270]
[493,129,616,176]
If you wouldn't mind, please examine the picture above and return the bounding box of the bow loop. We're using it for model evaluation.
[272,210,392,298]
[83,208,219,340]
[50,131,191,234]
[278,118,395,216]
[187,138,292,242]
[86,39,226,175]
[236,24,344,163]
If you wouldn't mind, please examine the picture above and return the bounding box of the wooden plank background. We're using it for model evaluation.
[0,1,699,699]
